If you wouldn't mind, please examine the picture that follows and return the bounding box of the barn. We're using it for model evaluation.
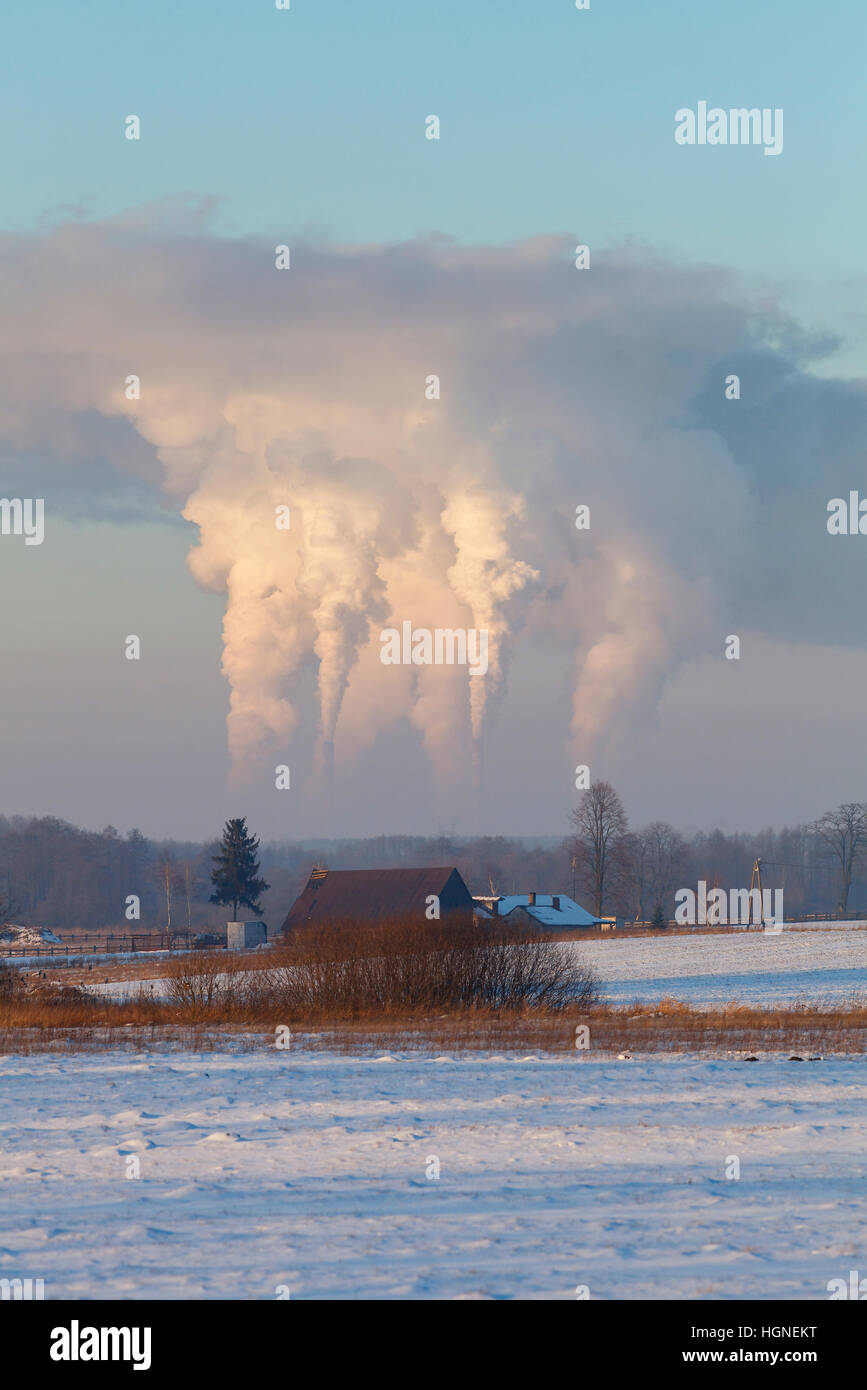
[279,865,475,931]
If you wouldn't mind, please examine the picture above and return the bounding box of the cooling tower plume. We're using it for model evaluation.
[441,483,539,792]
[0,212,791,816]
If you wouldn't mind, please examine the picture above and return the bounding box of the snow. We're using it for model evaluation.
[87,977,173,999]
[0,924,61,946]
[3,925,863,1300]
[85,926,867,1008]
[573,929,867,1007]
[0,1047,864,1300]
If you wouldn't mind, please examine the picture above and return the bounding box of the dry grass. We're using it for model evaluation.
[579,998,867,1055]
[0,919,600,1047]
[2,932,865,1056]
[1,1008,863,1056]
[1,994,864,1058]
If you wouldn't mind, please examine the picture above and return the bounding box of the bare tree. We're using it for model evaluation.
[155,854,181,932]
[569,781,629,916]
[811,803,867,913]
[624,830,646,921]
[623,824,685,921]
[639,821,686,920]
[179,859,197,931]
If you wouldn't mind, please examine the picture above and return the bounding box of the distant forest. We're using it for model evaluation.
[0,793,864,933]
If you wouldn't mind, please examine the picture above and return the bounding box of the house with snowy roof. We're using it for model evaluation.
[472,891,615,931]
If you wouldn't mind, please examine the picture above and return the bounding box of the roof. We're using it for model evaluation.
[281,866,473,930]
[473,893,610,928]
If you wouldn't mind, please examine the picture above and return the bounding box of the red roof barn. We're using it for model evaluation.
[279,866,474,931]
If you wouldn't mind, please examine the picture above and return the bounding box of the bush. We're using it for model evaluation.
[263,916,601,1017]
[164,951,272,1020]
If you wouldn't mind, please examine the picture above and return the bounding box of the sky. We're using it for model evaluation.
[0,0,866,841]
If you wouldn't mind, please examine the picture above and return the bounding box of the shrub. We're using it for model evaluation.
[164,951,271,1020]
[263,916,601,1017]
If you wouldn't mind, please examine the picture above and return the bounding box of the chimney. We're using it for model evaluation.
[552,896,560,911]
[528,891,536,906]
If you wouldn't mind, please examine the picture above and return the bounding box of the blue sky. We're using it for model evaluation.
[5,1,864,377]
[3,0,863,279]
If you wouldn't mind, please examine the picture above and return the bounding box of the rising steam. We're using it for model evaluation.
[0,208,803,805]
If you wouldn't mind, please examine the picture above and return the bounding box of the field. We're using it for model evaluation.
[577,926,867,1007]
[1,924,864,1300]
[75,923,867,1009]
[0,1046,864,1300]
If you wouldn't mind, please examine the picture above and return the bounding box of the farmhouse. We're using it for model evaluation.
[280,865,475,930]
[473,892,615,931]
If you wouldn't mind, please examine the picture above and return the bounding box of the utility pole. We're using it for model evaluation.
[748,858,765,928]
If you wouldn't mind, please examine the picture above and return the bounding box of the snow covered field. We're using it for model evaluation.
[575,928,867,1008]
[0,1047,864,1300]
[86,926,867,1009]
[4,926,862,1300]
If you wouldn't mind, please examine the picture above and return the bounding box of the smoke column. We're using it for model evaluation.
[0,215,786,815]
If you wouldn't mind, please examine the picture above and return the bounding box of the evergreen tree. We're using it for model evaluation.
[651,902,668,930]
[209,818,269,919]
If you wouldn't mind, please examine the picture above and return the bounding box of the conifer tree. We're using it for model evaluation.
[209,818,269,919]
[651,902,668,930]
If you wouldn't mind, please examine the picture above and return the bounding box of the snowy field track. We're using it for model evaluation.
[0,1049,864,1300]
[573,929,867,1007]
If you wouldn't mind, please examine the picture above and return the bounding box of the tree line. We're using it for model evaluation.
[569,783,867,921]
[0,793,866,933]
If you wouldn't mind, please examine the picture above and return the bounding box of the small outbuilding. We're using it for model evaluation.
[227,920,267,949]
